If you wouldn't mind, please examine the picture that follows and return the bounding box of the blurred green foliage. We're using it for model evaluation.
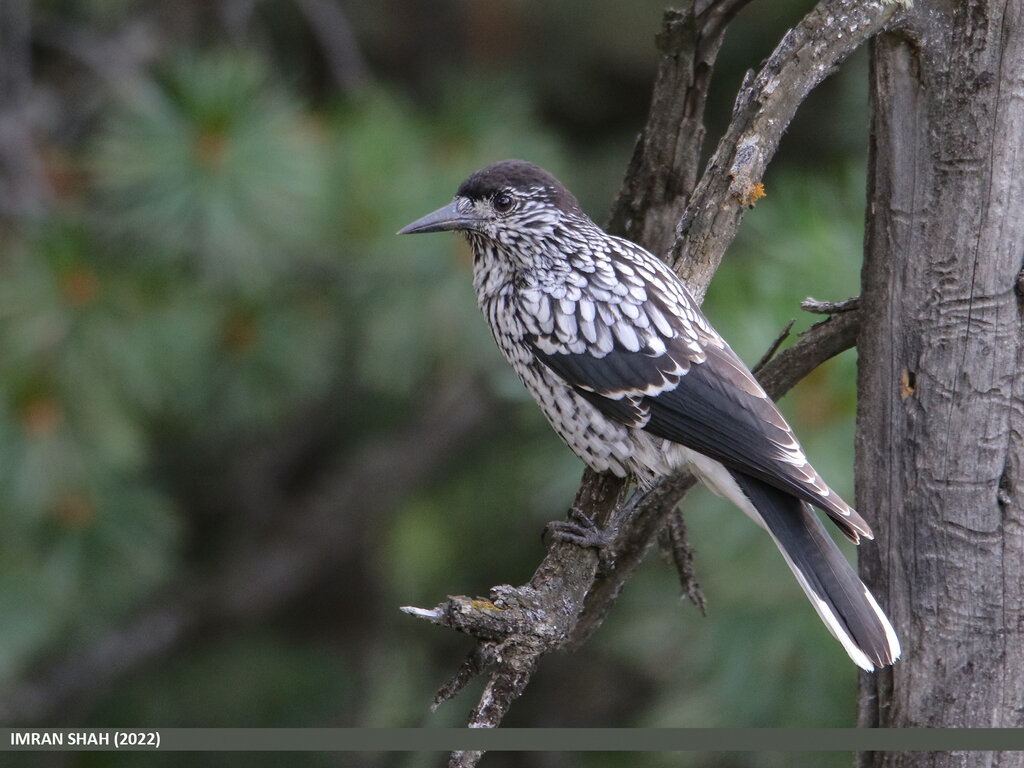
[92,52,328,287]
[1,48,567,676]
[2,1,873,765]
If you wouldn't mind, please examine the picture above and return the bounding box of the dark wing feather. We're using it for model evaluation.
[530,329,871,543]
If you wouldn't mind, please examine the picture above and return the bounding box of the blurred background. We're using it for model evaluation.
[0,0,871,766]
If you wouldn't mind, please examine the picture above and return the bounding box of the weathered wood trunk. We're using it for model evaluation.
[857,0,1024,759]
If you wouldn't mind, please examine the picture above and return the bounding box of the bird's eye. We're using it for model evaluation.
[492,192,516,214]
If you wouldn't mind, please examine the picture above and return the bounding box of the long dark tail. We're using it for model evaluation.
[729,471,901,671]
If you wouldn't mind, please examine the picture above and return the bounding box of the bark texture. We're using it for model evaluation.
[857,0,1024,755]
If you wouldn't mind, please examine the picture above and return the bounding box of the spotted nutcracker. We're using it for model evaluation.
[399,159,900,671]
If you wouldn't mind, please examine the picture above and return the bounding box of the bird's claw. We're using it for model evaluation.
[546,509,616,572]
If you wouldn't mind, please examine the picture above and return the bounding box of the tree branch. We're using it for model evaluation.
[607,0,755,259]
[670,0,907,302]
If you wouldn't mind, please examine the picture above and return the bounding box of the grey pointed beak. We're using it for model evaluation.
[397,200,481,235]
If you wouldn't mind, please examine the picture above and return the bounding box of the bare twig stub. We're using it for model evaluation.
[802,295,861,315]
[752,318,796,372]
[401,1,908,759]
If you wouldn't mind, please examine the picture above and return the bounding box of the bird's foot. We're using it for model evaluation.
[546,508,616,573]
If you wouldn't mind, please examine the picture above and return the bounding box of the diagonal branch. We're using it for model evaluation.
[670,0,908,301]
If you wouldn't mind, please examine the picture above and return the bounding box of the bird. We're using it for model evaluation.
[398,159,900,671]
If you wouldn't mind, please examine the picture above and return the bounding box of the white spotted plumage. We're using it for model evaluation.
[400,159,901,671]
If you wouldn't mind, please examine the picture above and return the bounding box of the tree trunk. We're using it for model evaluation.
[857,0,1024,758]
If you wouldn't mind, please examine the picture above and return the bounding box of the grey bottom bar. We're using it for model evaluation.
[2,728,1023,752]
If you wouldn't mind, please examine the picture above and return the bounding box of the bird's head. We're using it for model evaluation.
[398,160,587,248]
